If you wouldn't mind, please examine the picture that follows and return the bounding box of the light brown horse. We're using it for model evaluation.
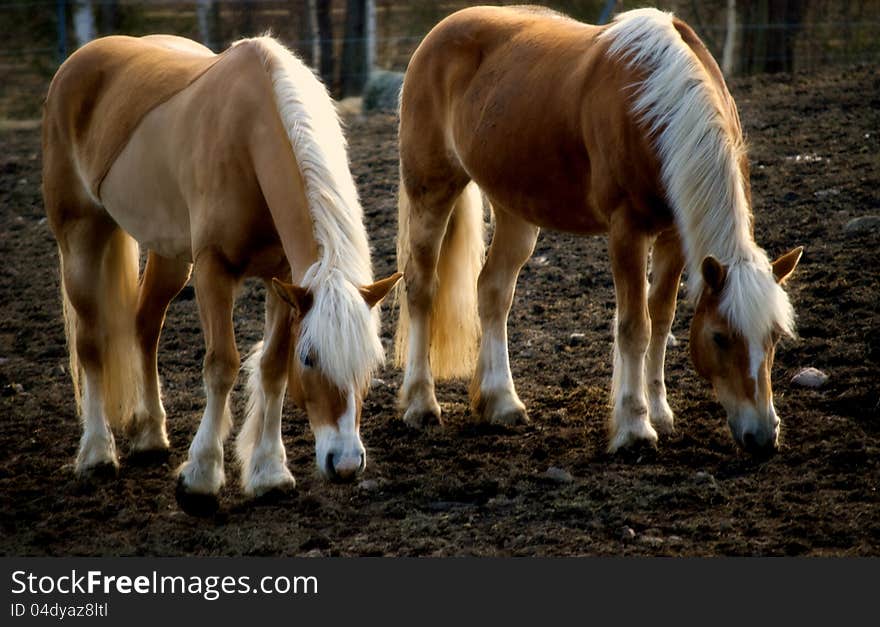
[394,7,802,455]
[42,34,400,514]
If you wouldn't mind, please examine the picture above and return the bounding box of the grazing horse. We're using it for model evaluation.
[42,34,400,513]
[394,7,802,455]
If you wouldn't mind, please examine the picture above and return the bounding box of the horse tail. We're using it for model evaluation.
[394,180,485,379]
[60,230,143,431]
[59,252,82,415]
[236,341,264,487]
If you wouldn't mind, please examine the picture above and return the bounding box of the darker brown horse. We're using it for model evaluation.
[394,7,801,455]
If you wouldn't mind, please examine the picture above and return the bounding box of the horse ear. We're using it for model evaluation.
[772,246,803,284]
[701,256,727,294]
[360,272,403,309]
[272,278,313,319]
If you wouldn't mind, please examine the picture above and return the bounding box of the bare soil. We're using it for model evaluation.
[1,65,878,556]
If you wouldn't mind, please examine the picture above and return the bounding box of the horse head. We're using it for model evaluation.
[273,272,401,481]
[689,247,802,455]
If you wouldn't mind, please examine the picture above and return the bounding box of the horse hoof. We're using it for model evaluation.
[402,407,441,429]
[76,461,119,481]
[127,447,171,467]
[489,408,529,426]
[252,483,298,505]
[651,420,675,436]
[175,476,220,517]
[607,436,658,462]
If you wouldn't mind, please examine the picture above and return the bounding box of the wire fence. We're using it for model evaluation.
[2,0,878,119]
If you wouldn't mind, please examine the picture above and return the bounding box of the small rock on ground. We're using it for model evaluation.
[791,367,828,388]
[543,466,573,483]
[694,471,717,488]
[844,215,880,235]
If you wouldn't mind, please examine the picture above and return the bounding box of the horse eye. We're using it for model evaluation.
[712,332,729,350]
[301,352,316,368]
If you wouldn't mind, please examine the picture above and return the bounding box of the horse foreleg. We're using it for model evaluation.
[176,251,239,515]
[608,218,656,452]
[470,208,539,425]
[129,251,192,456]
[237,285,295,497]
[646,229,684,435]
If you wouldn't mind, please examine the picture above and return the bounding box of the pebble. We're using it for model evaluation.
[358,479,380,492]
[568,332,587,346]
[666,333,678,347]
[844,215,880,236]
[621,526,636,542]
[531,255,549,267]
[791,367,828,388]
[694,471,717,488]
[638,535,665,547]
[543,466,573,484]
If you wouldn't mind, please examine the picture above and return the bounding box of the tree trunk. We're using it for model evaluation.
[197,0,221,51]
[73,1,96,47]
[315,0,335,92]
[340,0,374,97]
[99,0,119,35]
[722,0,737,75]
[295,0,319,67]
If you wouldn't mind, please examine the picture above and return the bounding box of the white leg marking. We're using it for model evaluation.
[401,314,440,425]
[178,387,231,495]
[609,322,657,453]
[76,370,119,472]
[244,385,295,497]
[476,323,526,423]
[645,332,674,434]
[130,389,169,452]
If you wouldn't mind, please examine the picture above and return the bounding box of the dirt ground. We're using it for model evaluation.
[0,64,877,557]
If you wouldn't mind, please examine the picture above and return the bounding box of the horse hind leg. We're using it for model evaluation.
[127,251,192,458]
[646,229,684,435]
[470,207,539,425]
[608,215,657,452]
[236,283,296,497]
[176,250,239,515]
[57,216,142,476]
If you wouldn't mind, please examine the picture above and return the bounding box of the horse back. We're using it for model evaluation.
[42,36,223,202]
[400,5,671,233]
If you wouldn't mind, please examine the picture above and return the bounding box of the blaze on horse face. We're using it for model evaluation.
[689,248,802,456]
[272,273,401,481]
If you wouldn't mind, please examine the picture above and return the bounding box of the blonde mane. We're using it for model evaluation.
[601,9,795,342]
[242,36,383,390]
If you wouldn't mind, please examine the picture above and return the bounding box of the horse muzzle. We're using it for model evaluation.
[324,450,366,483]
[728,412,779,457]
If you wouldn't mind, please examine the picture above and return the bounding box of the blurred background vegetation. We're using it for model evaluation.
[1,0,878,119]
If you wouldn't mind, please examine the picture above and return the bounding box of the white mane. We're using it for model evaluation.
[242,36,384,390]
[601,9,795,341]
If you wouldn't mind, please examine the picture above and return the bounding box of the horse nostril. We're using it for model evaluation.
[742,432,777,458]
[325,452,338,482]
